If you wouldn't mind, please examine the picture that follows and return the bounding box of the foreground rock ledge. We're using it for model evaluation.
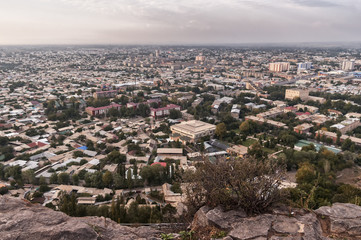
[191,204,361,240]
[0,196,161,240]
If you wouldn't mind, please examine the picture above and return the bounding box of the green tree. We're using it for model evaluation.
[215,123,227,140]
[72,174,79,185]
[22,170,36,184]
[296,162,316,184]
[102,171,113,188]
[50,173,58,184]
[58,172,70,185]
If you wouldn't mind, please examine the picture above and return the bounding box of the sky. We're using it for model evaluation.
[0,0,360,45]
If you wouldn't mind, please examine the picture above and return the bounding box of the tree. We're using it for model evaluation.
[248,142,264,160]
[215,123,227,140]
[341,138,353,151]
[296,162,316,184]
[58,172,70,185]
[102,171,113,188]
[72,174,79,185]
[239,120,250,135]
[103,150,126,165]
[184,156,285,215]
[22,170,35,184]
[136,104,150,117]
[50,173,58,184]
[169,109,182,119]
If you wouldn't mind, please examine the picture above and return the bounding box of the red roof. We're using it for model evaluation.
[296,112,311,116]
[27,141,48,148]
[151,162,167,167]
[86,104,121,111]
[151,104,180,112]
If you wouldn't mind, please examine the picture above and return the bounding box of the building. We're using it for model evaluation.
[316,130,361,146]
[157,148,183,159]
[150,104,181,118]
[195,55,206,62]
[341,60,355,71]
[285,89,309,101]
[269,62,290,72]
[330,118,361,134]
[294,104,319,114]
[294,123,313,134]
[93,90,118,99]
[245,116,288,129]
[227,145,248,158]
[85,103,122,116]
[170,120,216,143]
[297,62,312,72]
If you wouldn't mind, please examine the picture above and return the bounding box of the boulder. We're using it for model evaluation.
[228,214,274,239]
[0,196,161,240]
[315,203,361,239]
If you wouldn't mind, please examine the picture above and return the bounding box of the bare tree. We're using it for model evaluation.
[184,156,285,215]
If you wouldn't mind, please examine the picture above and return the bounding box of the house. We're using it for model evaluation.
[227,145,248,158]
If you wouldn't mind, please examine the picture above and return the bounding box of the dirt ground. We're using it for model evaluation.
[336,166,361,188]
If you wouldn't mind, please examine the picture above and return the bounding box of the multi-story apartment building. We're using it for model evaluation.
[93,90,118,99]
[150,104,181,118]
[285,89,309,101]
[269,62,290,72]
[85,103,122,116]
[341,60,355,71]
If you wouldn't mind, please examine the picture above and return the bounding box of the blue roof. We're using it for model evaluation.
[77,146,88,150]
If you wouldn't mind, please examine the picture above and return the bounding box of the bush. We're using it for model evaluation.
[0,186,8,195]
[184,157,285,215]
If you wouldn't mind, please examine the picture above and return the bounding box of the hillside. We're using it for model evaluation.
[0,196,161,240]
[1,195,361,240]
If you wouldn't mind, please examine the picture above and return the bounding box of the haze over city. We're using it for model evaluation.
[2,1,361,240]
[1,0,361,45]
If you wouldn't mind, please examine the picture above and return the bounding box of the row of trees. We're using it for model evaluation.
[57,192,176,223]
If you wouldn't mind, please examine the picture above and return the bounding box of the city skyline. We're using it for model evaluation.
[0,0,361,45]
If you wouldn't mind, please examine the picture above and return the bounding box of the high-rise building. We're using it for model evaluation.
[297,62,312,72]
[195,55,206,62]
[155,50,160,58]
[341,60,355,71]
[269,62,290,72]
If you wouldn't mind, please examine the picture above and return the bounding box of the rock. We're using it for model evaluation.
[205,206,247,230]
[0,196,161,240]
[228,214,274,239]
[315,203,361,239]
[191,205,211,228]
[190,204,341,240]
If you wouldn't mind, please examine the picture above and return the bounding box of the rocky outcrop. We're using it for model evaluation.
[0,196,161,240]
[315,203,361,239]
[191,203,361,240]
[2,194,361,240]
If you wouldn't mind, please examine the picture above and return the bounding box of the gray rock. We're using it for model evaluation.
[0,196,161,240]
[315,203,361,238]
[206,206,247,230]
[191,205,211,228]
[228,214,274,240]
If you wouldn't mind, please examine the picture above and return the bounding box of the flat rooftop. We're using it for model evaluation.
[171,120,215,134]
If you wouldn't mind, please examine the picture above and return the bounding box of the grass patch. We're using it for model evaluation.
[241,138,257,147]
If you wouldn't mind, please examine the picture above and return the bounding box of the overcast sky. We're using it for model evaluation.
[0,0,360,45]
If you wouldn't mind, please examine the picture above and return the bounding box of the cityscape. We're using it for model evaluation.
[1,1,361,240]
